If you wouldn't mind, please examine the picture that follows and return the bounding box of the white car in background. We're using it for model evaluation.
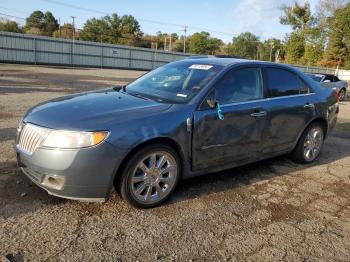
[307,73,348,101]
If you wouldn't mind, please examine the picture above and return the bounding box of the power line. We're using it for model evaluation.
[0,6,30,15]
[0,11,261,47]
[0,11,166,45]
[42,0,183,26]
[41,0,234,37]
[0,12,26,20]
[0,7,74,21]
[0,12,262,49]
[182,26,188,53]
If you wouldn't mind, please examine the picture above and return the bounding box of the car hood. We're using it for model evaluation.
[24,89,172,130]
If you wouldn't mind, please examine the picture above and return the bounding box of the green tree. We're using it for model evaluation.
[226,32,260,59]
[53,23,75,39]
[172,36,190,52]
[188,32,223,54]
[259,38,285,62]
[25,10,45,32]
[280,2,314,30]
[80,13,142,45]
[280,1,320,65]
[0,19,22,33]
[25,10,58,36]
[43,11,58,36]
[80,18,109,42]
[300,43,324,65]
[144,31,181,51]
[325,3,350,68]
[284,32,305,64]
[316,0,348,30]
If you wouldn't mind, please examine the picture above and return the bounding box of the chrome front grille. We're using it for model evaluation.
[18,123,50,155]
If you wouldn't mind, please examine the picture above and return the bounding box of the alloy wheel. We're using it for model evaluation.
[130,151,177,204]
[303,127,323,162]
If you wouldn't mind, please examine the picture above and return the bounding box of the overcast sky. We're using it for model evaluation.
[1,0,319,42]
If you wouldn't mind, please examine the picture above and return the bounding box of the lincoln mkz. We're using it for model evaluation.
[15,58,339,207]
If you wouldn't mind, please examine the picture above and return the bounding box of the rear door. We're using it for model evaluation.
[261,66,315,154]
[192,66,268,170]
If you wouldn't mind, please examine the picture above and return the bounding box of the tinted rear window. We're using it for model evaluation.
[265,67,308,97]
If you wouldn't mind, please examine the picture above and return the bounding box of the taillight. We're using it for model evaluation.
[332,90,339,102]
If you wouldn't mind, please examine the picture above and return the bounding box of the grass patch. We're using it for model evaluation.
[335,122,350,132]
[342,95,350,102]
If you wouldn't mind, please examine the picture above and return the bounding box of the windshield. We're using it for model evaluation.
[308,74,323,82]
[126,60,223,103]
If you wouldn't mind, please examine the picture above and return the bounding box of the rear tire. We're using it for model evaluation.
[115,144,181,208]
[292,122,324,164]
[338,88,346,101]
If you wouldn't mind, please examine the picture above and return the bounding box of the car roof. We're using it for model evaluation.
[183,57,293,69]
[308,73,325,77]
[310,73,335,77]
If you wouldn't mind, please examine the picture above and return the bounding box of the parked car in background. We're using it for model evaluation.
[16,58,339,208]
[307,73,348,101]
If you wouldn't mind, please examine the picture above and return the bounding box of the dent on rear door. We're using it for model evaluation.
[262,95,315,154]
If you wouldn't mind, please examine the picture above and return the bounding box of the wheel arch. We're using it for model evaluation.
[293,117,328,151]
[310,117,328,137]
[112,137,185,187]
[339,87,347,95]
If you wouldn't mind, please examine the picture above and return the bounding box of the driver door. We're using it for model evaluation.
[191,66,268,171]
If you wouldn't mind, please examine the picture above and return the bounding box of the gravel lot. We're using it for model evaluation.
[0,63,350,262]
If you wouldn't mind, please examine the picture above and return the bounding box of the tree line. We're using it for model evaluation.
[0,0,349,69]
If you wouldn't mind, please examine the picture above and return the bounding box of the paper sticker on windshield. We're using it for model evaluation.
[189,64,213,70]
[177,93,188,98]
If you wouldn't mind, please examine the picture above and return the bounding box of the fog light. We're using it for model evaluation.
[42,175,65,190]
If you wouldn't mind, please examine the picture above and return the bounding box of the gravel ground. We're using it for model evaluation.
[0,64,350,262]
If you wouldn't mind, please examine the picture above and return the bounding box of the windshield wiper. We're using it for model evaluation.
[127,91,152,101]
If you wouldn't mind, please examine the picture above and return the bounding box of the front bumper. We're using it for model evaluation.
[15,142,119,202]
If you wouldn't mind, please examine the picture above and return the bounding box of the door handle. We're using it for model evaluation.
[250,111,267,117]
[304,103,315,108]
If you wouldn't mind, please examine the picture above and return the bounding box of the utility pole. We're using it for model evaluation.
[71,16,76,42]
[164,36,172,51]
[182,25,188,53]
[58,17,61,38]
[71,16,76,67]
[169,36,172,52]
[100,31,103,69]
[269,41,274,62]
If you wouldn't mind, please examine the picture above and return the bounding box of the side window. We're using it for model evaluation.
[213,68,263,105]
[265,67,307,97]
[324,75,333,82]
[333,76,340,82]
[300,80,310,94]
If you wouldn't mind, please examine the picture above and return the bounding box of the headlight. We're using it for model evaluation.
[42,130,109,149]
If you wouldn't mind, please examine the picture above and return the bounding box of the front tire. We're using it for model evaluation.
[292,122,324,164]
[116,144,181,208]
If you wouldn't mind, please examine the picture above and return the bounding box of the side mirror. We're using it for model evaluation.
[204,90,224,120]
[204,89,217,109]
[323,80,331,83]
[206,97,217,109]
